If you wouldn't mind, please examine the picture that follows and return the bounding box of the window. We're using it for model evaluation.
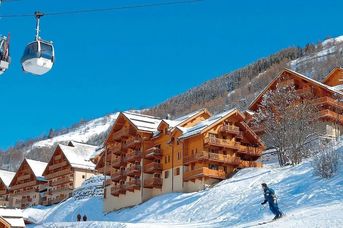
[164,171,169,178]
[175,168,180,176]
[177,152,181,160]
[165,156,168,163]
[168,155,171,163]
[82,175,85,179]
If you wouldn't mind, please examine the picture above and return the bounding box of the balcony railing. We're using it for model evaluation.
[126,180,141,191]
[48,161,68,171]
[183,167,226,181]
[111,128,130,140]
[45,168,73,179]
[126,149,142,163]
[124,137,141,149]
[296,87,313,97]
[10,180,37,190]
[111,184,126,197]
[143,162,162,174]
[0,190,7,195]
[313,96,343,111]
[219,125,240,135]
[143,177,162,188]
[126,165,141,177]
[144,147,162,159]
[108,143,123,155]
[204,137,240,149]
[276,79,294,88]
[112,157,127,168]
[48,185,73,194]
[111,170,126,182]
[237,145,263,157]
[239,161,263,168]
[17,174,31,182]
[184,151,241,166]
[50,176,73,186]
[318,109,343,124]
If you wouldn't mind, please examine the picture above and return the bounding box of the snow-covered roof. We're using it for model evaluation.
[172,109,207,125]
[0,169,15,188]
[332,84,343,91]
[0,208,24,227]
[90,147,105,160]
[59,144,96,170]
[179,109,237,139]
[26,159,47,180]
[123,112,162,132]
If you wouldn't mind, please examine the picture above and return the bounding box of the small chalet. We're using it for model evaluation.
[0,170,15,207]
[8,159,47,209]
[42,141,97,205]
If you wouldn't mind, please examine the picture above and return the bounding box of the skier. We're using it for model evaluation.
[83,214,88,221]
[76,214,81,222]
[261,183,283,220]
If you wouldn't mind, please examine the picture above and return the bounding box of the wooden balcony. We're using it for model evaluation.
[126,149,142,163]
[126,180,141,191]
[17,174,31,182]
[313,96,343,111]
[144,147,162,159]
[45,168,73,179]
[0,190,7,195]
[239,161,263,168]
[48,185,73,194]
[237,145,263,157]
[111,128,130,141]
[111,170,126,182]
[144,177,162,189]
[50,176,73,186]
[112,157,127,168]
[10,180,37,191]
[296,87,313,97]
[126,165,141,177]
[219,125,240,135]
[276,79,294,88]
[48,161,68,171]
[204,137,240,150]
[124,137,141,149]
[184,151,241,166]
[111,184,126,197]
[108,143,123,155]
[183,167,226,181]
[143,162,162,174]
[318,109,343,124]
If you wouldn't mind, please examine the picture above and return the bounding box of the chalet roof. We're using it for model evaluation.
[122,112,162,132]
[69,141,98,150]
[59,144,96,170]
[248,68,343,110]
[0,170,15,188]
[0,208,25,227]
[90,147,105,160]
[322,67,343,85]
[25,159,47,180]
[178,108,238,139]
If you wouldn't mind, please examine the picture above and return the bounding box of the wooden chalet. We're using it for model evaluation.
[248,68,343,138]
[0,170,15,207]
[8,159,47,209]
[178,108,264,192]
[42,141,97,206]
[0,208,25,228]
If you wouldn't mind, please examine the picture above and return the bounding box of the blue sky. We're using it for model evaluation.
[0,0,343,149]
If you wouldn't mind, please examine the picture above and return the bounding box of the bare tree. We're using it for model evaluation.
[312,142,340,178]
[253,83,323,166]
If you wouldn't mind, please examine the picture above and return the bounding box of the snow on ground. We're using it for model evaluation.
[30,113,118,150]
[24,143,343,227]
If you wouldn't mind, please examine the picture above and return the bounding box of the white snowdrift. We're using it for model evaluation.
[24,145,343,227]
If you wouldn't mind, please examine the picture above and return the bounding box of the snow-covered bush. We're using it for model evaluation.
[313,146,340,178]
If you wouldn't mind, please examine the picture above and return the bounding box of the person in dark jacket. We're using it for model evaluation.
[261,183,283,220]
[77,214,81,222]
[83,215,87,221]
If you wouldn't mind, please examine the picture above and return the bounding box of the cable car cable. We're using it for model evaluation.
[0,0,204,18]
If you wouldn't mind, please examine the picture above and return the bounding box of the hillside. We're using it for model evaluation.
[1,35,343,171]
[23,141,343,227]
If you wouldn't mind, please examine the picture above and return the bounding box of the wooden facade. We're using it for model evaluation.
[0,170,15,207]
[8,159,47,209]
[42,142,97,206]
[248,68,343,138]
[102,109,264,212]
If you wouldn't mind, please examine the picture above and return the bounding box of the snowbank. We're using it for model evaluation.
[24,144,343,227]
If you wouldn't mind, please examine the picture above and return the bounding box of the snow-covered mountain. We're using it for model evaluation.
[23,141,343,227]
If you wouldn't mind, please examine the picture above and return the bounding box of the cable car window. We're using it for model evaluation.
[40,42,53,60]
[22,42,39,62]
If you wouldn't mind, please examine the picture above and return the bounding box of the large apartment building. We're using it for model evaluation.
[100,109,264,212]
[8,159,48,209]
[0,170,15,207]
[42,141,97,205]
[248,68,343,138]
